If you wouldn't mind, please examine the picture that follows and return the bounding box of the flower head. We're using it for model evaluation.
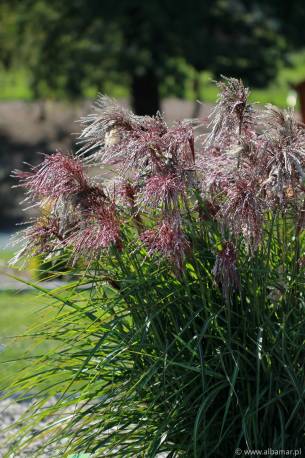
[78,95,167,168]
[13,152,88,201]
[70,185,106,212]
[10,216,62,264]
[141,217,189,271]
[259,105,305,205]
[139,174,184,209]
[162,121,195,166]
[206,77,252,148]
[66,203,121,260]
[117,180,137,206]
[221,174,264,249]
[213,241,240,301]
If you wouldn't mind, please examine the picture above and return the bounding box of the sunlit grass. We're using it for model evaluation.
[0,291,54,389]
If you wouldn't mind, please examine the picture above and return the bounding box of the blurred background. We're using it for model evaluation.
[1,0,305,375]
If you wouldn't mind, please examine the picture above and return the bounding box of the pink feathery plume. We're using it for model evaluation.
[205,77,252,148]
[221,174,264,248]
[199,146,235,195]
[259,105,305,205]
[66,203,121,259]
[163,121,195,165]
[141,217,189,271]
[139,174,185,209]
[10,216,62,264]
[78,97,197,183]
[70,185,106,212]
[127,129,169,173]
[116,180,144,232]
[13,152,88,201]
[78,95,167,167]
[213,241,240,301]
[117,180,137,207]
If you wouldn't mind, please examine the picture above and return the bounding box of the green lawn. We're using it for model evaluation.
[0,290,54,389]
[0,248,89,391]
[0,248,14,263]
[0,68,33,100]
[0,250,93,392]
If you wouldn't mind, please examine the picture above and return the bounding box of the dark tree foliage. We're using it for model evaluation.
[1,0,304,114]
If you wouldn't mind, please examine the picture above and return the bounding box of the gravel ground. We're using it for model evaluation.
[0,397,66,457]
[0,398,169,457]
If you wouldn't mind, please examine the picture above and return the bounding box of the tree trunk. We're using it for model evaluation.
[131,70,160,116]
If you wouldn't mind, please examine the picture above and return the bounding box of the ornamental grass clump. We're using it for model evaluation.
[6,78,305,456]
